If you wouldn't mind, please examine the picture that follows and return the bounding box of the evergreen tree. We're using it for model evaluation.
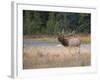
[46,12,56,34]
[63,13,69,33]
[23,10,31,35]
[30,11,42,34]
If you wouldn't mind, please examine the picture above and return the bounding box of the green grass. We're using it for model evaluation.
[80,35,91,44]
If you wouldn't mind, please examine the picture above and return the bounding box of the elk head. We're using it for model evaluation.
[57,33,69,47]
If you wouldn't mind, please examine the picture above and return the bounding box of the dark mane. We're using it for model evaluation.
[58,35,68,46]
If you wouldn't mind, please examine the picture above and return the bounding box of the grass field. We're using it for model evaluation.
[23,46,91,69]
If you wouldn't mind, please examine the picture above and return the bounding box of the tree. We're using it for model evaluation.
[77,13,90,33]
[63,13,70,33]
[55,13,64,33]
[23,10,31,35]
[46,12,56,34]
[30,11,42,34]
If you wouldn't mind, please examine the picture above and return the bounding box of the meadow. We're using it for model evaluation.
[23,45,91,69]
[23,34,91,69]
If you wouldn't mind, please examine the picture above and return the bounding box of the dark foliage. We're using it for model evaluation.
[23,10,91,35]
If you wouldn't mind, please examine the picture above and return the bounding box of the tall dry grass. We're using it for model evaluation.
[23,46,91,69]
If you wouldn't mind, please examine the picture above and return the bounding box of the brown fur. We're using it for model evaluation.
[58,34,81,47]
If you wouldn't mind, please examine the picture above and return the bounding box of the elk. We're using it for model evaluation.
[57,33,81,65]
[58,33,81,48]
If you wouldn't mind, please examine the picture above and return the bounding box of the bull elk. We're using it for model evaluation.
[58,33,81,48]
[57,33,81,65]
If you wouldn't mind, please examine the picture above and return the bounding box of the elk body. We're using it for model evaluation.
[58,34,81,47]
